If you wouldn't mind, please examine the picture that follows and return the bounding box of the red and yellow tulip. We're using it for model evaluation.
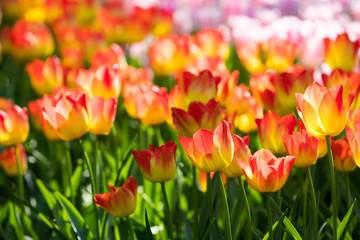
[331,138,357,172]
[0,105,29,146]
[88,97,117,135]
[0,144,27,177]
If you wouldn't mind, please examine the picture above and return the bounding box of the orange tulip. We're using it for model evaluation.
[88,97,117,135]
[331,139,357,172]
[0,144,27,177]
[347,107,360,131]
[222,135,252,178]
[90,43,127,70]
[177,70,220,108]
[178,121,234,172]
[123,83,168,126]
[282,120,319,168]
[324,33,359,72]
[42,91,89,141]
[238,149,295,192]
[150,7,173,37]
[133,141,177,183]
[26,56,64,96]
[171,98,224,137]
[94,176,137,218]
[255,111,297,155]
[75,65,121,99]
[149,34,194,75]
[234,97,264,133]
[346,122,360,168]
[0,105,29,146]
[193,28,229,61]
[295,82,355,138]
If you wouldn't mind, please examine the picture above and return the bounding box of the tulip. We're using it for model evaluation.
[94,176,137,218]
[177,70,220,108]
[234,97,264,133]
[347,107,360,131]
[238,149,295,192]
[90,43,127,70]
[256,111,297,155]
[222,135,252,178]
[193,28,229,61]
[295,82,355,138]
[0,105,29,146]
[332,139,357,172]
[171,99,224,137]
[26,56,64,96]
[178,120,234,172]
[0,145,27,177]
[88,97,117,135]
[75,65,121,99]
[42,91,89,141]
[149,34,194,75]
[151,7,173,37]
[282,121,319,168]
[132,141,177,183]
[346,122,360,168]
[324,33,359,72]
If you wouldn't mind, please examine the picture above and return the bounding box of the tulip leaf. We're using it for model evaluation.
[270,197,302,240]
[8,201,24,240]
[54,191,93,240]
[263,209,288,240]
[337,199,356,240]
[201,217,215,240]
[145,209,155,240]
[66,163,83,198]
[36,179,57,211]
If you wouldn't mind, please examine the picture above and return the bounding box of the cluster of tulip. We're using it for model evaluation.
[1,0,360,240]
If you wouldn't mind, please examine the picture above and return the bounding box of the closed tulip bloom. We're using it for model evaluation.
[331,139,357,172]
[193,28,229,61]
[75,66,121,99]
[0,144,27,177]
[234,97,264,134]
[0,105,29,146]
[282,120,319,168]
[346,122,360,167]
[324,33,359,72]
[256,111,297,155]
[238,149,295,192]
[295,82,355,138]
[132,141,177,183]
[178,121,234,172]
[88,97,117,135]
[172,99,224,137]
[90,44,127,70]
[42,92,89,141]
[94,176,137,218]
[26,56,64,96]
[222,135,252,178]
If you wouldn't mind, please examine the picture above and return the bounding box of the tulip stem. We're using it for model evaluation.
[266,193,273,240]
[326,135,337,240]
[161,182,173,240]
[207,172,215,238]
[15,146,24,210]
[238,177,251,240]
[63,141,74,203]
[80,139,100,240]
[192,166,199,240]
[303,171,308,239]
[127,217,134,240]
[345,174,351,209]
[215,172,232,240]
[307,167,318,240]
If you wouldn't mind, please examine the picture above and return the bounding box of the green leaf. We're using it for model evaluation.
[145,209,155,240]
[270,197,302,240]
[66,163,83,198]
[36,179,57,211]
[338,199,356,240]
[263,209,288,240]
[8,201,24,240]
[201,218,215,240]
[54,191,93,240]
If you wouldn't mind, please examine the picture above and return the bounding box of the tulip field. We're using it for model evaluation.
[2,0,360,240]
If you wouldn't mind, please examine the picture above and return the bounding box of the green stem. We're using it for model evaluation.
[100,212,108,240]
[156,126,164,146]
[266,193,273,240]
[345,174,351,209]
[207,172,215,238]
[192,166,199,240]
[326,135,337,240]
[161,182,173,240]
[307,167,318,240]
[63,142,74,203]
[215,172,232,240]
[303,171,309,239]
[139,121,144,149]
[238,177,251,240]
[80,139,100,240]
[127,217,134,240]
[15,146,24,211]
